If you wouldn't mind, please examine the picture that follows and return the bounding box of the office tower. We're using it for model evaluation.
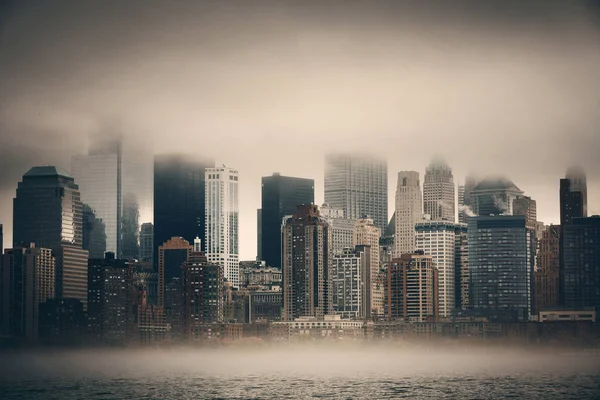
[154,154,214,267]
[454,225,469,310]
[534,225,560,313]
[332,246,371,319]
[72,143,122,257]
[513,196,537,230]
[13,166,89,308]
[139,223,154,264]
[562,216,600,311]
[205,166,239,287]
[282,205,332,321]
[157,237,192,308]
[82,204,107,259]
[468,215,534,322]
[353,217,383,317]
[1,244,55,341]
[469,176,523,216]
[324,153,388,232]
[423,157,455,222]
[415,220,466,317]
[182,239,224,338]
[320,203,355,256]
[458,174,479,223]
[385,252,439,322]
[559,167,588,305]
[394,171,422,256]
[121,194,140,259]
[259,173,314,269]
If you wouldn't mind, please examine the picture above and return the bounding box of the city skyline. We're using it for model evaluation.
[1,1,599,260]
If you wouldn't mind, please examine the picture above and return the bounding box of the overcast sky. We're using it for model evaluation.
[1,0,599,259]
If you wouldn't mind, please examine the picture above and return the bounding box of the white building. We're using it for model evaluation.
[205,166,239,287]
[395,171,422,256]
[332,247,369,319]
[72,152,121,256]
[320,203,355,255]
[353,217,382,317]
[324,153,388,232]
[415,220,466,317]
[423,157,455,222]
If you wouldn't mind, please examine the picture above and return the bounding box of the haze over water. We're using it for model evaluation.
[1,347,599,399]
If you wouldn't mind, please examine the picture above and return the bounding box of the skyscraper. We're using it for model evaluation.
[1,244,55,341]
[353,217,383,317]
[154,154,214,267]
[423,157,455,222]
[320,203,355,256]
[535,224,560,313]
[559,167,588,305]
[139,223,154,264]
[394,171,422,256]
[454,225,469,310]
[468,215,534,322]
[72,144,122,257]
[259,173,314,269]
[458,174,479,224]
[513,196,537,230]
[385,252,439,322]
[205,166,239,287]
[415,220,466,317]
[469,176,523,216]
[562,216,600,311]
[121,193,140,260]
[324,153,388,232]
[82,205,107,259]
[282,205,332,321]
[13,166,89,308]
[157,237,192,308]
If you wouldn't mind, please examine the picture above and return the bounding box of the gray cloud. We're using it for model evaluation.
[1,0,599,256]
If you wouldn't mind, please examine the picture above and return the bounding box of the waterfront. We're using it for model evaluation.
[1,347,599,399]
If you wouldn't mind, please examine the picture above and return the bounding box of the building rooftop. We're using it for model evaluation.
[23,166,73,179]
[472,176,522,193]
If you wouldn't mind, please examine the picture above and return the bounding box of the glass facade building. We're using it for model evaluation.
[259,173,314,269]
[325,153,388,232]
[468,215,534,322]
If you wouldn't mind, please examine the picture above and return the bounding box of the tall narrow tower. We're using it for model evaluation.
[423,157,455,222]
[205,166,239,287]
[394,171,422,256]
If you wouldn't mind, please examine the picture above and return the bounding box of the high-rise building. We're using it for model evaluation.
[562,216,600,311]
[559,167,588,305]
[259,173,314,269]
[324,153,388,232]
[157,237,192,308]
[182,238,224,339]
[1,244,55,341]
[454,225,469,310]
[320,203,355,256]
[121,194,140,260]
[415,220,466,317]
[331,246,371,319]
[468,215,534,322]
[469,176,523,216]
[534,225,560,313]
[353,217,383,317]
[394,171,422,256]
[205,166,239,287]
[82,205,107,259]
[423,157,455,222]
[72,148,122,257]
[385,252,439,322]
[513,196,537,230]
[13,166,89,309]
[282,205,332,321]
[139,223,154,264]
[458,174,479,224]
[153,154,214,267]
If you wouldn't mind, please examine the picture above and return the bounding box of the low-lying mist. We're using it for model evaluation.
[1,345,598,380]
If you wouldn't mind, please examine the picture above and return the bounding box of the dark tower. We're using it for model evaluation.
[259,173,314,269]
[153,154,213,269]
